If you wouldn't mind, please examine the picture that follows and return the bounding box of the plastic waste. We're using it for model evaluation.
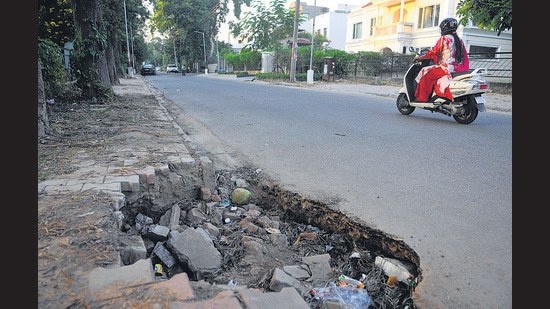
[374,256,414,284]
[154,263,163,276]
[337,274,365,289]
[310,278,371,309]
[220,199,230,207]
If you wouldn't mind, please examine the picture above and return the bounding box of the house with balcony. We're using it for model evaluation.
[343,0,511,81]
[345,0,512,53]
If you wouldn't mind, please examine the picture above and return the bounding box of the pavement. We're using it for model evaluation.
[37,74,511,308]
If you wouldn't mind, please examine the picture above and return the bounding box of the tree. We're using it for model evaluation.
[456,0,512,36]
[150,0,252,67]
[38,60,51,138]
[71,0,113,101]
[229,0,299,51]
[38,0,75,46]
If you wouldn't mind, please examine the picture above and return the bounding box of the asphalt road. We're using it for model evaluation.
[145,72,512,309]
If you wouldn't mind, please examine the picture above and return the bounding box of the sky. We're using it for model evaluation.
[287,0,368,11]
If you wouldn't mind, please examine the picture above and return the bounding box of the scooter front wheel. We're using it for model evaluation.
[396,93,415,115]
[453,96,479,124]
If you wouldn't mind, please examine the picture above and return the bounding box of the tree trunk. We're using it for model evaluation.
[106,34,120,86]
[72,0,112,100]
[38,61,50,138]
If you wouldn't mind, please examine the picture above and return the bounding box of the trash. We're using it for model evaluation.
[230,187,251,205]
[310,281,371,309]
[374,256,414,284]
[265,227,281,234]
[154,263,163,276]
[337,274,365,289]
[219,199,230,207]
[227,279,238,286]
[299,231,317,240]
[387,275,399,288]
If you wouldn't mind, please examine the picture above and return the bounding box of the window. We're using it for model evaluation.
[353,22,363,39]
[469,45,498,59]
[323,28,327,37]
[418,5,440,29]
[370,18,376,36]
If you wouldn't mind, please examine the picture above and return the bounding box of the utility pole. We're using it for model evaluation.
[123,0,134,77]
[216,39,220,73]
[307,0,316,84]
[172,30,177,66]
[290,0,300,83]
[130,23,135,71]
[194,31,207,74]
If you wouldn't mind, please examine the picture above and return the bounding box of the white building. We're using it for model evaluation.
[344,0,512,55]
[220,0,511,79]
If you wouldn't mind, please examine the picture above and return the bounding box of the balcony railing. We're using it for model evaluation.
[374,22,414,36]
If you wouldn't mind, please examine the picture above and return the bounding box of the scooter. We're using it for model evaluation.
[396,46,490,124]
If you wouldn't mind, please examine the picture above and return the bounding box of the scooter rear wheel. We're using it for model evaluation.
[396,93,415,115]
[453,96,479,124]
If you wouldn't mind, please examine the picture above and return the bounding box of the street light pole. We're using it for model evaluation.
[123,0,134,77]
[290,0,300,83]
[130,23,135,71]
[194,31,206,73]
[307,0,316,84]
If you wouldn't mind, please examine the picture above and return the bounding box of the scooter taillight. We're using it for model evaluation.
[469,80,490,91]
[478,81,489,90]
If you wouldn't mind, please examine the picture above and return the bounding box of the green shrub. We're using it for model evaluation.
[256,72,323,82]
[38,38,70,100]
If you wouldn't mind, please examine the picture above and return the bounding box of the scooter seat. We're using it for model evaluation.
[451,70,473,78]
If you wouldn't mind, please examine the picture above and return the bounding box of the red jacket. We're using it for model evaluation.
[425,34,469,73]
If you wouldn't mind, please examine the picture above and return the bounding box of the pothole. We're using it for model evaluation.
[116,166,422,308]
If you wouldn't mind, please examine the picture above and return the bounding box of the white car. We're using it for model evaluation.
[166,64,179,73]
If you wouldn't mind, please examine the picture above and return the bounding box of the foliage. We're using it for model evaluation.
[150,0,252,67]
[240,50,262,70]
[220,47,233,59]
[229,0,301,51]
[255,72,323,81]
[224,53,240,67]
[352,51,385,76]
[223,50,262,71]
[247,48,414,80]
[38,0,75,47]
[70,30,111,103]
[456,0,512,36]
[38,38,70,100]
[322,49,355,76]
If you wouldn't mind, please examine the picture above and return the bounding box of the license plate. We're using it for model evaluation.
[476,103,485,112]
[475,96,486,104]
[475,96,486,112]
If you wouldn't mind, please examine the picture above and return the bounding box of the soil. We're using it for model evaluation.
[37,82,418,308]
[38,94,154,308]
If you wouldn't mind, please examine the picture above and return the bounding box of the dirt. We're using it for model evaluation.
[37,82,418,308]
[37,94,153,308]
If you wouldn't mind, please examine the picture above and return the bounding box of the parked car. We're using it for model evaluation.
[140,64,156,76]
[166,64,179,73]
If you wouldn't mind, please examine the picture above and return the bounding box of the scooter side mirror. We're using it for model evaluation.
[408,46,416,53]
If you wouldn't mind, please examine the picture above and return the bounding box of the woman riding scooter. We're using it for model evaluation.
[413,17,470,102]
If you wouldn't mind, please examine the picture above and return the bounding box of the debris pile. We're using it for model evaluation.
[119,167,419,308]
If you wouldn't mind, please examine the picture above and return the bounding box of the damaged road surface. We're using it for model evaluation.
[38,77,422,308]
